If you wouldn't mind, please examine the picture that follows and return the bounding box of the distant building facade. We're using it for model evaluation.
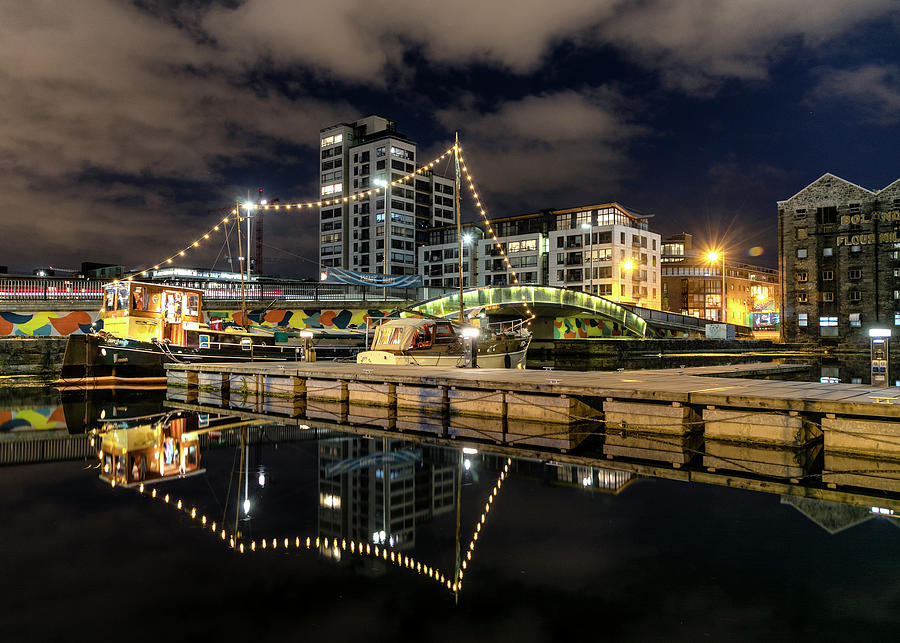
[418,202,661,309]
[318,115,455,277]
[660,233,780,327]
[777,173,900,343]
[418,224,483,289]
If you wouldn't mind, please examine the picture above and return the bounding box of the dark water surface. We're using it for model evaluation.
[2,388,900,641]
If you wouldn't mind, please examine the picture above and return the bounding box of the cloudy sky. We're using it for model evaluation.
[2,0,899,277]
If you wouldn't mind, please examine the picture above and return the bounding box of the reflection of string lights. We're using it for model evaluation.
[125,479,453,591]
[126,147,454,280]
[455,457,512,593]
[455,145,535,324]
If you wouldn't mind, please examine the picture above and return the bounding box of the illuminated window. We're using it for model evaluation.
[320,133,343,148]
[321,183,343,196]
[798,313,808,327]
[850,313,861,327]
[819,316,837,327]
[796,248,808,258]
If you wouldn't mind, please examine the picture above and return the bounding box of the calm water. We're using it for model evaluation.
[2,387,900,641]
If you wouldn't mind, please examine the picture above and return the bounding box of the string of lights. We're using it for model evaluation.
[125,146,456,280]
[455,145,536,322]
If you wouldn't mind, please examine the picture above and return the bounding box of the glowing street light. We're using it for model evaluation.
[705,250,726,322]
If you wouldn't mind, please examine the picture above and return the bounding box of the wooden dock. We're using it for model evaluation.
[166,360,900,497]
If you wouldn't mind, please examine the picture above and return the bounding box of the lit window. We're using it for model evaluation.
[797,248,808,258]
[823,247,833,257]
[850,313,861,327]
[798,313,808,327]
[895,312,900,326]
[819,316,838,327]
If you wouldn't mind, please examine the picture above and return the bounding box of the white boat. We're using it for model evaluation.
[356,318,530,368]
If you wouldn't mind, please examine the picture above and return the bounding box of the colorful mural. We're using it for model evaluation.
[0,406,67,432]
[0,311,100,336]
[0,308,392,337]
[553,317,629,339]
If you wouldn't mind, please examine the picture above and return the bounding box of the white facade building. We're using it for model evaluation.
[318,115,455,277]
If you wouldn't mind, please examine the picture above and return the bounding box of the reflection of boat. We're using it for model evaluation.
[59,281,322,384]
[356,318,530,368]
[98,415,203,487]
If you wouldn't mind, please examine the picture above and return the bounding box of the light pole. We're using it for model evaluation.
[706,251,726,323]
[581,222,592,295]
[620,259,634,303]
[374,178,390,300]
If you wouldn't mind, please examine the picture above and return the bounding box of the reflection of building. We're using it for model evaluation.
[660,233,780,327]
[780,495,884,534]
[418,203,662,308]
[778,173,900,343]
[317,437,456,551]
[317,115,456,276]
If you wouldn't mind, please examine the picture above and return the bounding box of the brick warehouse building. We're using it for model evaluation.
[778,173,900,343]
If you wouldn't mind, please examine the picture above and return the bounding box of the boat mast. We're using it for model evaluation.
[236,202,247,329]
[454,133,464,323]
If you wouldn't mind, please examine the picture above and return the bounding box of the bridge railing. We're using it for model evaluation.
[0,276,453,304]
[622,303,753,335]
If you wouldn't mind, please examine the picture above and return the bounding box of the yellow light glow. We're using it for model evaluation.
[706,251,721,262]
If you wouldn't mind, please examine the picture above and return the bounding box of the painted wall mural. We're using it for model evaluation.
[554,317,628,339]
[0,311,100,336]
[0,308,392,337]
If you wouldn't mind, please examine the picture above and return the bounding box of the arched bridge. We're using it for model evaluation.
[407,286,648,338]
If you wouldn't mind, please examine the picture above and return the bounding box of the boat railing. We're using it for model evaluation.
[0,276,451,303]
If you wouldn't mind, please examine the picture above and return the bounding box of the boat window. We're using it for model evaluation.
[413,324,435,348]
[148,292,161,313]
[184,294,199,317]
[132,287,148,312]
[433,323,456,344]
[116,284,129,312]
[104,286,115,311]
[164,292,182,323]
[386,328,402,345]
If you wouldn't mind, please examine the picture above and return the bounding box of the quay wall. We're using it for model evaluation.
[0,303,400,337]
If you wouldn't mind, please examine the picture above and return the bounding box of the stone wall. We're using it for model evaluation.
[777,174,900,344]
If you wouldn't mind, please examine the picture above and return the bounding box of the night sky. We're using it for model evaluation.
[3,1,899,277]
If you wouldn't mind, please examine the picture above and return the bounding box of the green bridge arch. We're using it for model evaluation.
[407,286,648,338]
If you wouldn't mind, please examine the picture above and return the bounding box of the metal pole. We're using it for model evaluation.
[454,133,464,323]
[588,224,593,295]
[383,181,390,301]
[236,203,247,329]
[721,254,726,323]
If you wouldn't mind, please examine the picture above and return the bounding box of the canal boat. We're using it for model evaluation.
[356,317,531,368]
[59,280,322,385]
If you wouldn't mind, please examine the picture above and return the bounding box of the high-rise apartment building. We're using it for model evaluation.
[318,116,456,277]
[778,173,900,343]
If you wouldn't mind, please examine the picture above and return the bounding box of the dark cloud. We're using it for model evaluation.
[0,0,897,273]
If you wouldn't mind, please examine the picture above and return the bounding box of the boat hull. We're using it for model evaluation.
[58,334,307,385]
[356,336,531,369]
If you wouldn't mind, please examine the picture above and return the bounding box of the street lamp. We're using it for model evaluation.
[705,250,726,323]
[374,178,390,300]
[581,222,592,295]
[620,259,635,303]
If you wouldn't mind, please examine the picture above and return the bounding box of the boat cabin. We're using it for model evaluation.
[101,281,203,345]
[370,318,462,352]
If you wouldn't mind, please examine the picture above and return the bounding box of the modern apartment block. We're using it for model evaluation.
[419,202,661,308]
[777,173,900,343]
[660,233,780,327]
[318,116,455,277]
[418,224,484,289]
